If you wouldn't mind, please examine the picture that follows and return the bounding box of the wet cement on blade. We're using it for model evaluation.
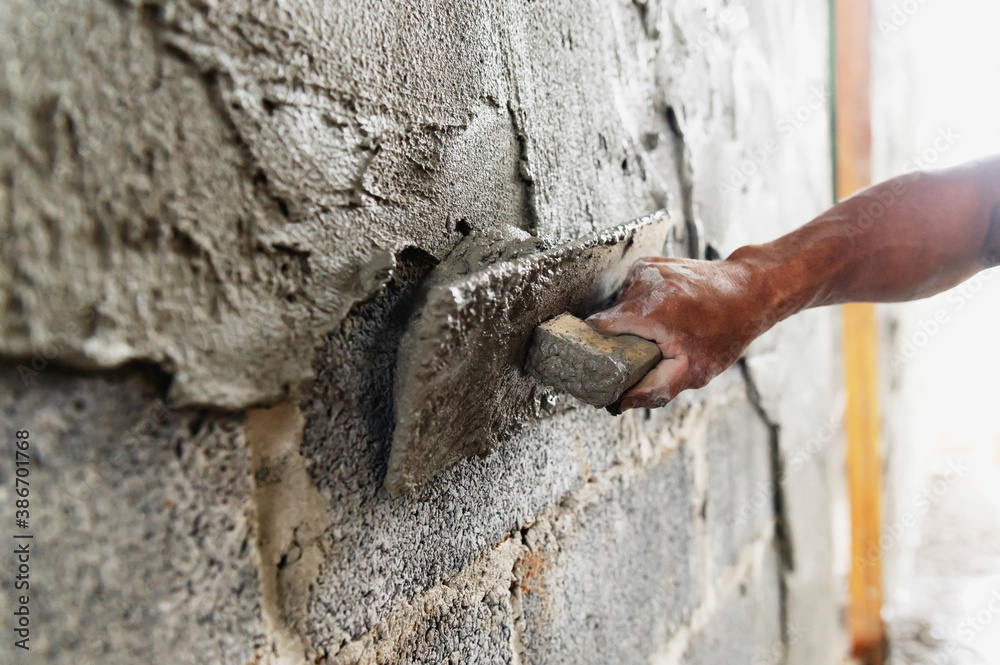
[385,210,680,496]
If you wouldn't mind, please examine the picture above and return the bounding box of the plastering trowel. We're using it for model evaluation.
[385,210,685,496]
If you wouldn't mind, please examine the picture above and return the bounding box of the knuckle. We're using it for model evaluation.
[625,263,648,281]
[629,257,661,275]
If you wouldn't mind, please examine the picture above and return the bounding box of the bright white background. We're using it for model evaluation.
[873,1,1000,662]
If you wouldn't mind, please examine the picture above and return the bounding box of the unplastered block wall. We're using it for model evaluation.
[0,1,843,663]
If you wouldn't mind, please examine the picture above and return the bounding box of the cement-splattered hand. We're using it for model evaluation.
[588,159,1000,412]
[586,256,775,411]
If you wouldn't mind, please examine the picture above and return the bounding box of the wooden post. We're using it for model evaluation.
[834,0,886,662]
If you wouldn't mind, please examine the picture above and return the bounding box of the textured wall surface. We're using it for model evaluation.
[1,0,844,663]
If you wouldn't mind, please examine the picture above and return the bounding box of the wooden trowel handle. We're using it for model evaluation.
[525,313,661,412]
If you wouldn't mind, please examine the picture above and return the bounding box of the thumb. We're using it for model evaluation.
[618,356,689,411]
[586,300,663,342]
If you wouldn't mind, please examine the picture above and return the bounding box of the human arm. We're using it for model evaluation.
[588,156,1000,411]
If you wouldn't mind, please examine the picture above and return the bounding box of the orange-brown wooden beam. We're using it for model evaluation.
[834,0,886,663]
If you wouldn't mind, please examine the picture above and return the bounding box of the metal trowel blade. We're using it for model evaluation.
[385,210,680,496]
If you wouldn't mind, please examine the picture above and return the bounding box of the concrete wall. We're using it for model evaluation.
[1,1,844,663]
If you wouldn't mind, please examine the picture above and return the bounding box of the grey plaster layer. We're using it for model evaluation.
[1,0,697,409]
[705,386,774,574]
[694,1,842,660]
[296,256,707,654]
[684,2,834,256]
[387,211,681,495]
[0,366,262,665]
[682,545,783,665]
[516,449,700,664]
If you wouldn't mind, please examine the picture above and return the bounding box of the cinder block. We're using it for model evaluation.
[330,538,522,664]
[517,449,700,664]
[393,589,516,665]
[704,394,774,573]
[683,545,783,665]
[0,370,262,665]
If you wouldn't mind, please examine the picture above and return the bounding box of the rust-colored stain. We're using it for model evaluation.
[517,551,548,594]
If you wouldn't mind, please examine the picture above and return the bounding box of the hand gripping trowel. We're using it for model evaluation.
[385,210,687,496]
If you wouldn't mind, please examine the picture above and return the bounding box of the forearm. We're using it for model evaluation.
[587,155,1000,410]
[734,156,1000,323]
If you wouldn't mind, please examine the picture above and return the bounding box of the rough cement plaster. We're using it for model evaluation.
[1,0,692,409]
[1,0,523,408]
[0,366,262,665]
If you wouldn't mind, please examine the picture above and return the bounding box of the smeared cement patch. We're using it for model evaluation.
[247,400,328,663]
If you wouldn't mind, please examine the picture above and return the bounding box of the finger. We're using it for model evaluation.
[586,299,666,343]
[617,356,689,411]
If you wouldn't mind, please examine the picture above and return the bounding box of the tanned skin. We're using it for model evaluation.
[588,156,1000,411]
